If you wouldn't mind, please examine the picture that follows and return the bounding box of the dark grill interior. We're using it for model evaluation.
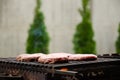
[0,54,120,80]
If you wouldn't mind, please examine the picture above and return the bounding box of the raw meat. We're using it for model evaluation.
[16,53,45,62]
[38,53,72,64]
[16,53,97,64]
[68,54,97,61]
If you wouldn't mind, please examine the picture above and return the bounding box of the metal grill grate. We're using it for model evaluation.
[0,55,120,80]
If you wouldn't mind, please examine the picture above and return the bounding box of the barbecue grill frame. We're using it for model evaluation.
[0,57,120,80]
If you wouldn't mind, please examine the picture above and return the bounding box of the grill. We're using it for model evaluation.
[0,54,120,80]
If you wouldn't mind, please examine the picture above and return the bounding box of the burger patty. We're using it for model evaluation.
[16,53,97,64]
[16,53,45,62]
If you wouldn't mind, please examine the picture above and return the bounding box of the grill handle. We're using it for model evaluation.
[54,70,78,76]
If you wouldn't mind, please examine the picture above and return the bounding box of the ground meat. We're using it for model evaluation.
[16,53,45,62]
[17,53,97,63]
[68,54,97,61]
[38,53,97,63]
[38,53,72,64]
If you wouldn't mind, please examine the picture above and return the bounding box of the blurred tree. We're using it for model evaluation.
[73,0,96,54]
[116,23,120,54]
[26,0,50,54]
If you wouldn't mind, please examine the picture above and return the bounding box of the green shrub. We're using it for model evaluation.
[26,0,50,54]
[73,0,96,54]
[116,23,120,54]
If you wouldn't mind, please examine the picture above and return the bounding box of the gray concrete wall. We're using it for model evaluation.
[92,0,120,54]
[0,0,35,57]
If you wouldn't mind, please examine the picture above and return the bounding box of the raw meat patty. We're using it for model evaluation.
[68,54,97,61]
[38,53,72,64]
[16,53,45,62]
